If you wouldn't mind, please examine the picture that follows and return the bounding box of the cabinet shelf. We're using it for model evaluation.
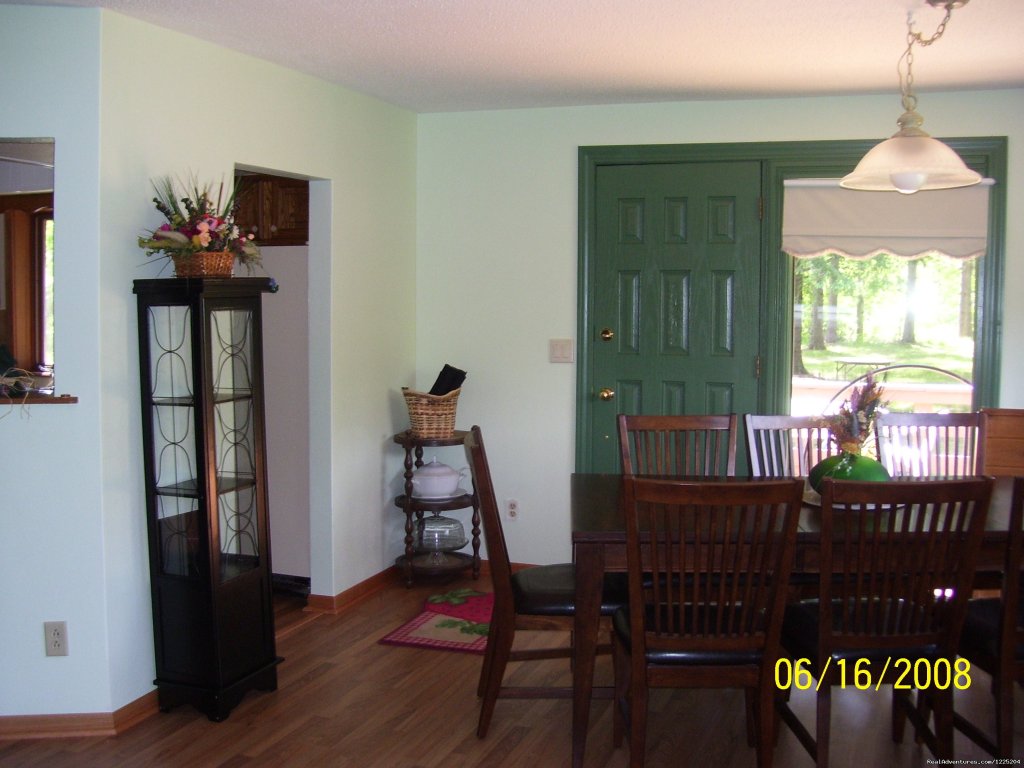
[152,396,195,407]
[151,390,254,407]
[213,390,254,404]
[155,475,258,499]
[395,551,476,577]
[393,492,474,512]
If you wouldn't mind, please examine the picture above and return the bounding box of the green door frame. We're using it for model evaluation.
[577,138,1007,472]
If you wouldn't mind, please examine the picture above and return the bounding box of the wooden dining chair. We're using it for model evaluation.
[980,408,1024,476]
[953,476,1024,758]
[612,475,804,768]
[464,426,628,738]
[775,476,993,768]
[618,413,738,476]
[744,414,835,477]
[874,411,983,478]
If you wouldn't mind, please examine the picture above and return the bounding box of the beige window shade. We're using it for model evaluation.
[782,178,992,261]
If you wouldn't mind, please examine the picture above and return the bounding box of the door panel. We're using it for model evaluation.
[586,161,761,472]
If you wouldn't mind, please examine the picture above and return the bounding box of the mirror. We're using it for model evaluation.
[0,137,54,382]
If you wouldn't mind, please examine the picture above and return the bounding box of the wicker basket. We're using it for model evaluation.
[402,387,460,439]
[172,250,234,278]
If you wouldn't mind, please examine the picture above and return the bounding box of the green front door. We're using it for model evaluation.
[583,160,763,472]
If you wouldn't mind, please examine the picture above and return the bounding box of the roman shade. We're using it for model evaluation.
[782,178,992,261]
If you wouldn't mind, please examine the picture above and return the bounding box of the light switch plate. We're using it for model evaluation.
[549,338,574,363]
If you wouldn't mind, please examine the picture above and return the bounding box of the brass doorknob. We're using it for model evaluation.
[600,327,615,341]
[598,387,616,401]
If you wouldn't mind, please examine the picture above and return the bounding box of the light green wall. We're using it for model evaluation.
[1,4,107,717]
[2,6,417,716]
[3,1,1021,722]
[416,91,1024,567]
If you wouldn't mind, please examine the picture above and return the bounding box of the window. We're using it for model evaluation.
[781,176,994,415]
[764,137,1005,414]
[792,253,976,415]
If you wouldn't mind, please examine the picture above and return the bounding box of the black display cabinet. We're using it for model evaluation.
[133,277,281,721]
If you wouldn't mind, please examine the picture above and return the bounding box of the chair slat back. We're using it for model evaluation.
[744,414,835,477]
[622,477,803,655]
[819,477,992,655]
[618,414,738,476]
[981,408,1024,476]
[465,426,514,609]
[875,411,982,478]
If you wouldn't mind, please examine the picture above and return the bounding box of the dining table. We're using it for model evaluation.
[568,472,1016,768]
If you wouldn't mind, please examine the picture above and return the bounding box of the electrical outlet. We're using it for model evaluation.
[506,499,519,519]
[44,621,68,657]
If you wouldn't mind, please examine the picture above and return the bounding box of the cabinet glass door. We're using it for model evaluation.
[209,307,261,582]
[147,304,202,578]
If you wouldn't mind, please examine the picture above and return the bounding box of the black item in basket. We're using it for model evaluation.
[428,364,467,396]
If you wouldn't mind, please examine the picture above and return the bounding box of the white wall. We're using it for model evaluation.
[416,91,1024,567]
[1,5,107,717]
[1,5,417,717]
[262,245,311,579]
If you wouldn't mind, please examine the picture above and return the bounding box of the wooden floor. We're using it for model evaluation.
[1,575,1021,767]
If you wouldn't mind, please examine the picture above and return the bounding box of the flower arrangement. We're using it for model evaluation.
[820,373,887,454]
[138,175,261,272]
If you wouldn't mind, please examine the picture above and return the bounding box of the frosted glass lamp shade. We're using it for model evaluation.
[841,135,982,194]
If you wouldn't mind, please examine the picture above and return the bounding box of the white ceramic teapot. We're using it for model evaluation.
[411,457,467,498]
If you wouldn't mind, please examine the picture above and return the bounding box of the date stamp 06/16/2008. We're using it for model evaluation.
[926,761,1022,765]
[774,656,972,692]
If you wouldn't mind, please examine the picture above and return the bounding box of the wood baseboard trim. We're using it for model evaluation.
[112,690,160,733]
[272,572,311,597]
[305,567,400,614]
[306,561,494,614]
[0,691,159,741]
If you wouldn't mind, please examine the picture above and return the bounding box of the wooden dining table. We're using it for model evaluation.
[568,472,1016,768]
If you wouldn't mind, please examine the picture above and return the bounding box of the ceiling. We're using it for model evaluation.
[8,0,1024,113]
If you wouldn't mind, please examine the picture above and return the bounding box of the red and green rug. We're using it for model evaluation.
[379,588,493,654]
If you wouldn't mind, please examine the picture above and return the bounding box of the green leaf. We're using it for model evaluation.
[426,588,484,605]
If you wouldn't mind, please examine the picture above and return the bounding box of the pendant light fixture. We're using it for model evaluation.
[841,0,981,194]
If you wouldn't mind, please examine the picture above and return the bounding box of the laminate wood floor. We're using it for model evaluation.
[1,576,1021,767]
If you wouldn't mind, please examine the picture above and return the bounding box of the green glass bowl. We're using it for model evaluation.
[808,452,891,493]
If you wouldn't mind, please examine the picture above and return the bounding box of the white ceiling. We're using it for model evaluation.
[9,0,1024,113]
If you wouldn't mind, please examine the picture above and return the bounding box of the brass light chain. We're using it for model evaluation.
[899,2,958,114]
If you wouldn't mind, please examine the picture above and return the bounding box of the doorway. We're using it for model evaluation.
[236,166,313,595]
[576,139,1006,472]
[583,159,762,473]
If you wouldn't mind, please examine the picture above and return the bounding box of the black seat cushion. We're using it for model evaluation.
[511,564,629,617]
[959,597,1024,664]
[782,599,940,672]
[612,605,764,666]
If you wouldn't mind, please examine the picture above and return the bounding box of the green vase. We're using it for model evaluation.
[808,451,890,493]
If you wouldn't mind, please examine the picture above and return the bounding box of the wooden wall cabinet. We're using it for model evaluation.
[134,277,281,721]
[234,174,309,246]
